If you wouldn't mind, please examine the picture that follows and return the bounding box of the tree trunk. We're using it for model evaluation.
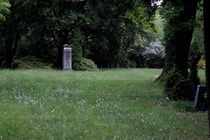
[4,38,14,68]
[203,0,210,136]
[156,0,198,82]
[3,34,20,69]
[56,45,63,70]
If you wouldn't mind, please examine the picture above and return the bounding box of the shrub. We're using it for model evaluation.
[127,46,145,68]
[144,53,164,68]
[13,56,51,69]
[70,28,85,70]
[73,58,98,71]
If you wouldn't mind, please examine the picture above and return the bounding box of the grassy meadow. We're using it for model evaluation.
[0,69,208,139]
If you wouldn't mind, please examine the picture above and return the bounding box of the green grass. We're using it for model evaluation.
[0,69,208,140]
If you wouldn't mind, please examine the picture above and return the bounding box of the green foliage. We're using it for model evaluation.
[191,0,204,56]
[25,0,140,69]
[159,0,198,51]
[0,0,10,21]
[13,56,51,69]
[71,28,84,70]
[74,58,98,71]
[159,2,185,42]
[0,0,38,68]
[144,53,164,68]
[189,42,202,63]
[127,45,145,68]
[0,0,159,70]
[154,9,165,41]
[125,4,155,33]
[189,41,201,87]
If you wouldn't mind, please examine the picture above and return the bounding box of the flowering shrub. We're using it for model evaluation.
[143,40,165,68]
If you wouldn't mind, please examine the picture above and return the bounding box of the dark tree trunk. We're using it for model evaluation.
[156,0,198,82]
[203,0,210,136]
[3,34,20,69]
[4,37,14,68]
[57,45,63,70]
[189,45,201,89]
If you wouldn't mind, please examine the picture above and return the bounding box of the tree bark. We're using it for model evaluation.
[3,34,20,69]
[203,0,210,136]
[156,0,198,82]
[56,45,63,70]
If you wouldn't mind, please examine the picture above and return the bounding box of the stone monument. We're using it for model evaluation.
[63,44,72,70]
[194,85,207,112]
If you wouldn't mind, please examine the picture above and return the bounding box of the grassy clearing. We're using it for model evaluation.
[0,69,208,140]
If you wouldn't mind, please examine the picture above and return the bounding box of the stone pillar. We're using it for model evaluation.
[63,44,72,70]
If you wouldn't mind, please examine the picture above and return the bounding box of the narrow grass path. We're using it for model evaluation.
[0,69,208,139]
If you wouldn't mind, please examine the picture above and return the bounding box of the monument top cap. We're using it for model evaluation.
[64,47,72,52]
[63,44,70,47]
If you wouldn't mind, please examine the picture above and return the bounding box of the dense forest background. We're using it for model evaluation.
[0,0,170,70]
[0,0,204,71]
[0,0,206,100]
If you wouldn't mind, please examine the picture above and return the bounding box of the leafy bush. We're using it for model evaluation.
[143,41,165,68]
[144,53,164,68]
[127,44,164,68]
[127,46,145,68]
[14,56,51,69]
[73,58,98,71]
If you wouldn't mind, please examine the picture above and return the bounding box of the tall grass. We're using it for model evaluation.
[0,69,208,140]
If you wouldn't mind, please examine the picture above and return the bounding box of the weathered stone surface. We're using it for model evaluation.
[63,45,72,70]
[194,85,207,112]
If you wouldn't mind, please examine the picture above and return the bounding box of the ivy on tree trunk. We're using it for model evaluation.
[157,0,198,100]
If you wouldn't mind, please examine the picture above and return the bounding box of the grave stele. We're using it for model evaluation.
[194,85,207,112]
[63,44,72,70]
